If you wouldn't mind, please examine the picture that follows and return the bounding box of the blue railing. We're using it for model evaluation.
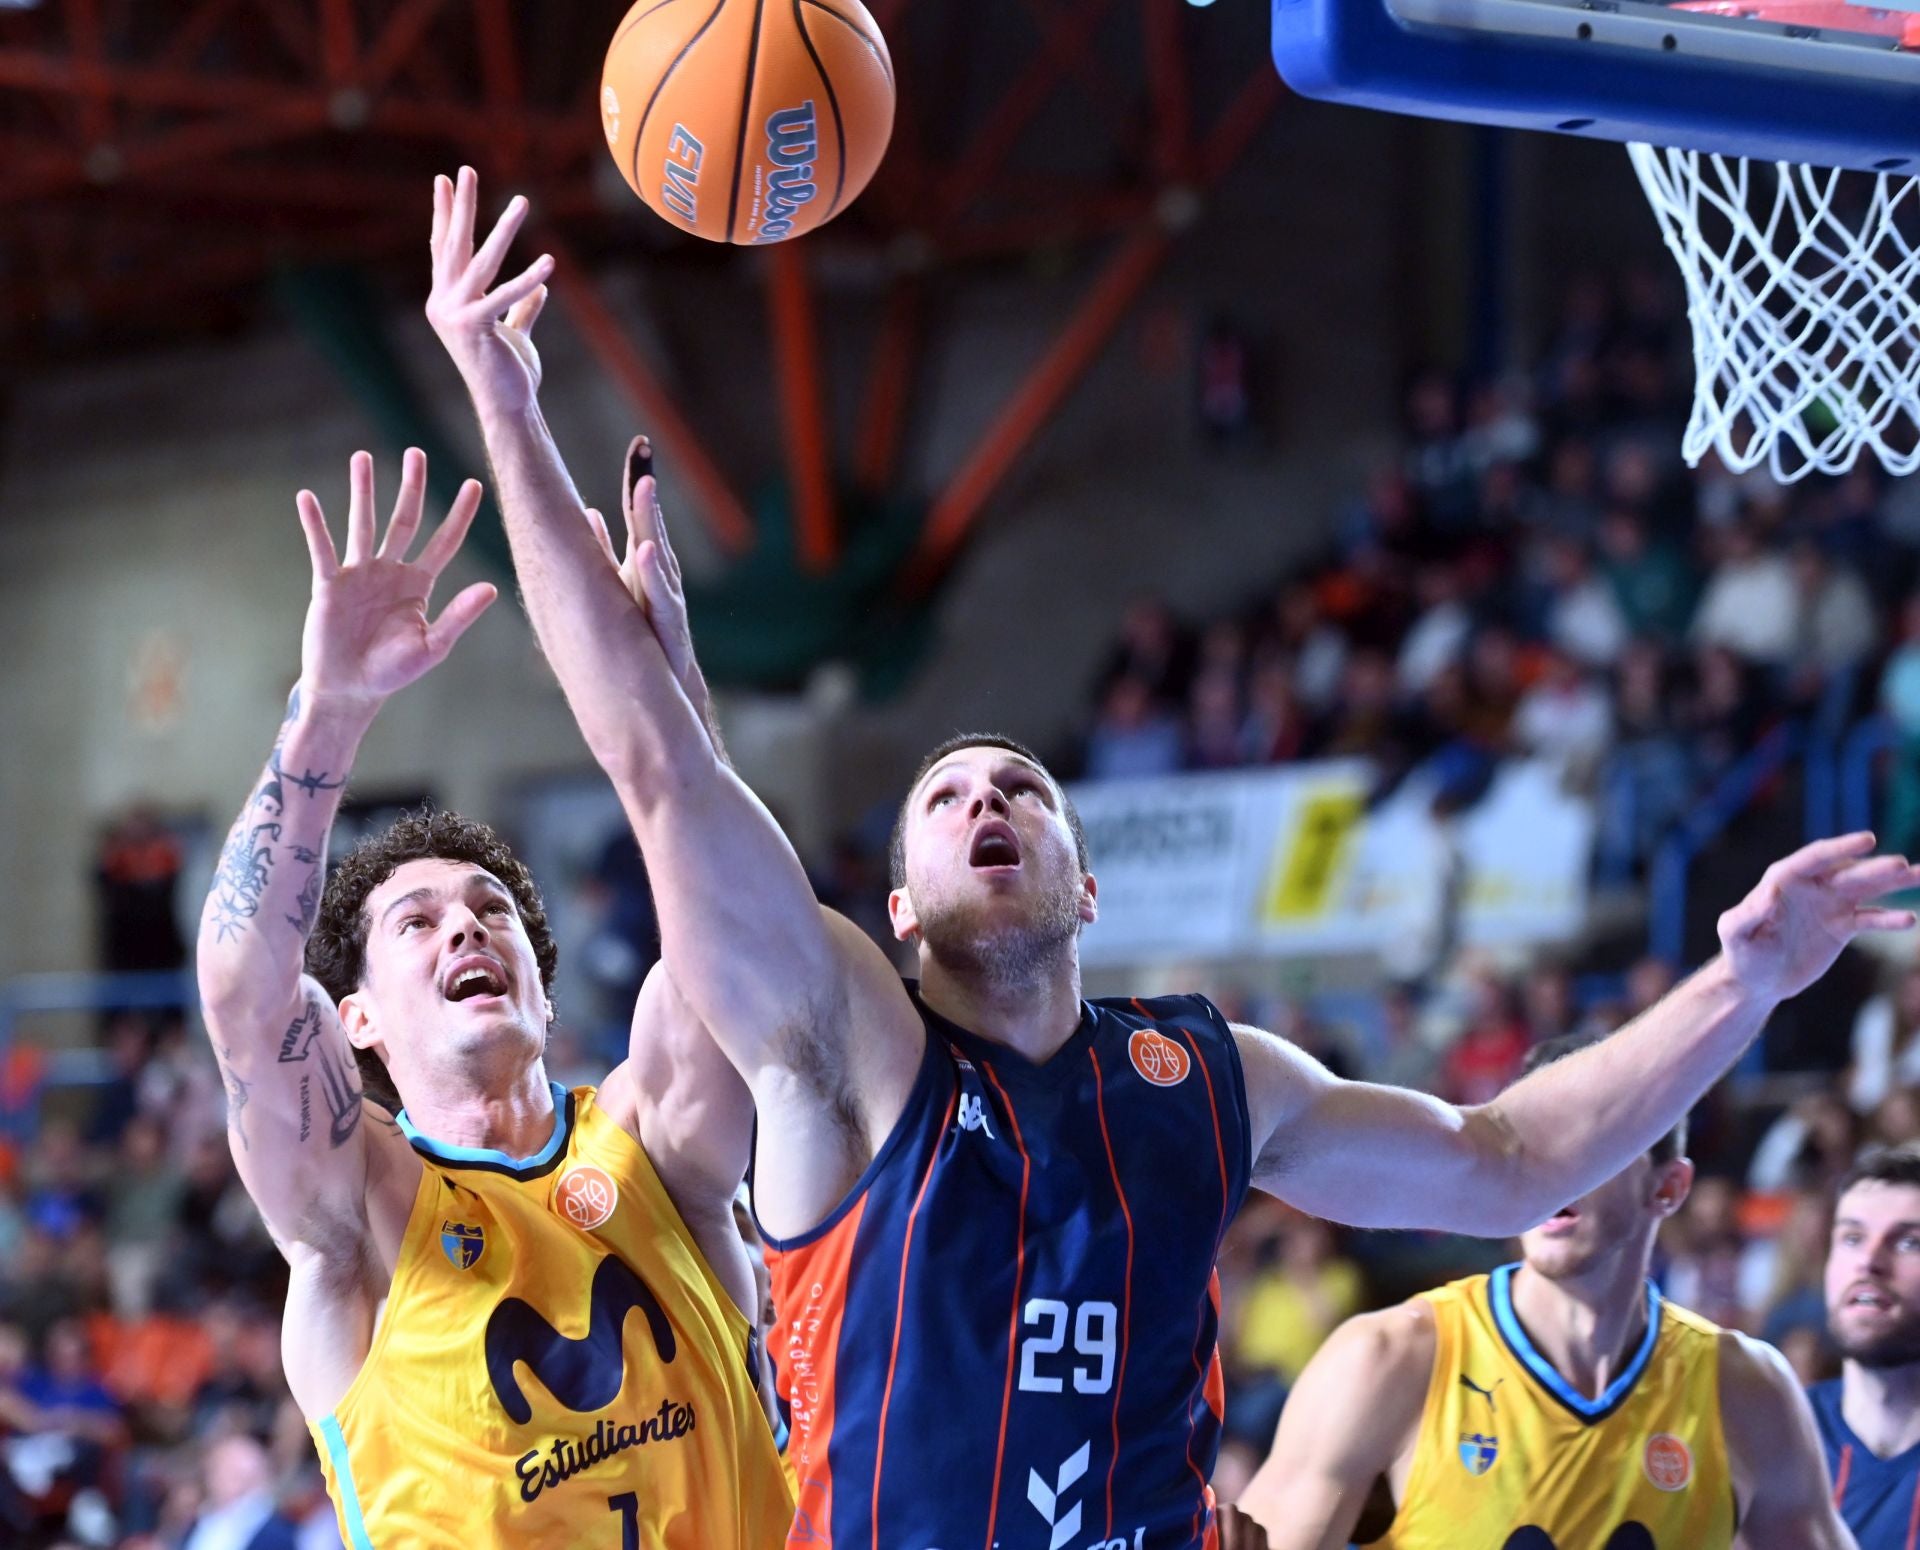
[1840,716,1898,838]
[0,968,199,1139]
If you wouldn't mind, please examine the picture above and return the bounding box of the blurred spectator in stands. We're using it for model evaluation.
[1084,673,1185,780]
[1541,535,1630,670]
[1663,1174,1763,1329]
[1371,982,1440,1094]
[1240,652,1309,766]
[1597,507,1696,643]
[1186,668,1245,772]
[18,1315,125,1453]
[1749,1090,1862,1195]
[1322,649,1400,762]
[1756,1187,1834,1353]
[86,1015,153,1148]
[1095,598,1193,710]
[103,1115,186,1318]
[139,1016,224,1161]
[1531,437,1604,539]
[1440,967,1531,1105]
[93,806,186,977]
[1402,371,1476,528]
[1396,561,1472,698]
[1521,963,1579,1046]
[23,1120,101,1242]
[1197,319,1253,445]
[2,1229,83,1347]
[1692,522,1799,665]
[1596,640,1693,882]
[1265,583,1348,714]
[178,1432,300,1550]
[1791,539,1878,682]
[188,1303,282,1444]
[1513,647,1613,789]
[573,831,660,1059]
[1460,376,1540,472]
[1846,965,1920,1114]
[1683,644,1765,786]
[175,1135,275,1297]
[1226,1208,1364,1454]
[1625,956,1677,1018]
[98,1279,215,1444]
[1870,1087,1920,1149]
[1878,593,1920,855]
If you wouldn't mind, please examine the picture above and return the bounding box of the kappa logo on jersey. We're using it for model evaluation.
[553,1164,618,1230]
[484,1253,676,1425]
[441,1220,485,1270]
[1459,1430,1499,1475]
[957,1093,996,1137]
[1642,1433,1692,1491]
[1027,1440,1091,1550]
[1128,1027,1191,1087]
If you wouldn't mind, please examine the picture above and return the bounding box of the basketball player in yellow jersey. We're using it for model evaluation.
[194,449,791,1547]
[1239,1033,1855,1550]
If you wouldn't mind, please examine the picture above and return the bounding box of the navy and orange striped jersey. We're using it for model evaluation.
[1810,1378,1920,1550]
[758,987,1251,1550]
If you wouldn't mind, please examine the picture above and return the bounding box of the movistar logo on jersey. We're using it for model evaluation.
[484,1253,676,1425]
[758,103,818,242]
[441,1221,485,1270]
[1459,1430,1499,1475]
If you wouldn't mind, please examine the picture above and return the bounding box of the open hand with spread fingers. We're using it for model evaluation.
[294,448,497,713]
[424,165,554,416]
[1719,831,1920,1003]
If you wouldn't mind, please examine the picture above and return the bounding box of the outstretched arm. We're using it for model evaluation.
[424,169,922,1234]
[196,451,494,1251]
[1724,1333,1857,1550]
[1239,834,1920,1235]
[1236,1304,1434,1549]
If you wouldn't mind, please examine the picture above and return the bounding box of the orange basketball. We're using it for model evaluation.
[600,0,895,245]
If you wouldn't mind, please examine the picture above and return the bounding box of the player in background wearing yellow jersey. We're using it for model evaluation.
[194,450,791,1547]
[1238,1033,1855,1550]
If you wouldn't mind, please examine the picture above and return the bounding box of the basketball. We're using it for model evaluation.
[600,0,895,245]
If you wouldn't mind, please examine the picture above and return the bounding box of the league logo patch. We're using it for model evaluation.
[1128,1028,1191,1087]
[441,1221,485,1270]
[1643,1433,1692,1491]
[1458,1431,1499,1475]
[554,1165,619,1231]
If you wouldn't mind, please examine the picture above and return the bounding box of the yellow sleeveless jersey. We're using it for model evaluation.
[1369,1265,1735,1550]
[311,1082,792,1549]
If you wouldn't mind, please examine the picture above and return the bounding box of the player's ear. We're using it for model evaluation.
[1650,1156,1694,1219]
[887,886,920,943]
[338,989,376,1051]
[1079,869,1098,926]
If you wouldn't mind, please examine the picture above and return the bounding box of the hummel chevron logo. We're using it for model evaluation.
[1028,1441,1091,1550]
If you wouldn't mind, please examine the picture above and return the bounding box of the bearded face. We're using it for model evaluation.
[1828,1182,1920,1370]
[890,747,1095,992]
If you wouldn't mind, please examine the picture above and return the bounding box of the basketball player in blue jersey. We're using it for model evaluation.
[428,165,1920,1550]
[1237,1033,1854,1550]
[1813,1146,1920,1547]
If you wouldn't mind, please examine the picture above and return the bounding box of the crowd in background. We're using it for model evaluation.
[8,268,1920,1545]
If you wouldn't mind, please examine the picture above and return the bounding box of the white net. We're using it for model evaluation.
[1628,143,1920,481]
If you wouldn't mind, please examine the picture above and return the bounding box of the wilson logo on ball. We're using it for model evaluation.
[757,103,818,243]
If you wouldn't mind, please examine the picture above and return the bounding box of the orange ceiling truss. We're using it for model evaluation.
[0,0,1281,588]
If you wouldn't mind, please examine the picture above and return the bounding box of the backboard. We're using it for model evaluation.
[1271,0,1920,171]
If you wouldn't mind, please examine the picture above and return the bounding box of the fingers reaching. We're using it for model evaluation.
[1777,830,1877,881]
[478,252,556,322]
[415,478,487,577]
[447,165,479,284]
[467,193,530,294]
[342,451,377,565]
[504,283,549,338]
[1855,907,1920,933]
[378,448,430,561]
[425,581,499,660]
[295,490,340,581]
[1830,853,1920,902]
[583,506,620,574]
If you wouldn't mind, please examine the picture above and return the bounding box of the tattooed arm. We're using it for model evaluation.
[196,450,494,1270]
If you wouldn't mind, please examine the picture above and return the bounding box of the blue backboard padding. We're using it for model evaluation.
[1271,0,1920,170]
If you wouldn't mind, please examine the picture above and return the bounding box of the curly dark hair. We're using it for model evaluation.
[306,809,558,1111]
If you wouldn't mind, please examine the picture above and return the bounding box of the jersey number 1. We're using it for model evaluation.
[1018,1298,1118,1394]
[609,1492,639,1548]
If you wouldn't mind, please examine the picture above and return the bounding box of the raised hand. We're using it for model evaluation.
[583,436,724,758]
[1718,831,1920,1003]
[294,449,497,711]
[425,165,554,415]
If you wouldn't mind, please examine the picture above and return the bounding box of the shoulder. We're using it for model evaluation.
[1716,1328,1822,1458]
[1316,1297,1441,1395]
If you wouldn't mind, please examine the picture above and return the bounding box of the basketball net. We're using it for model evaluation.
[1628,143,1920,481]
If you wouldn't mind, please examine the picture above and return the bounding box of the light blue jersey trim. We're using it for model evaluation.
[1489,1262,1662,1422]
[318,1414,375,1550]
[397,1080,571,1170]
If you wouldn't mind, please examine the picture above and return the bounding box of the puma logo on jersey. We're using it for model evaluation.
[956,1093,996,1138]
[1460,1374,1504,1413]
[484,1253,676,1425]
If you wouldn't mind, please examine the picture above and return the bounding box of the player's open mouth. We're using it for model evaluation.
[443,955,510,1003]
[1541,1206,1580,1231]
[969,821,1021,871]
[1845,1284,1896,1313]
